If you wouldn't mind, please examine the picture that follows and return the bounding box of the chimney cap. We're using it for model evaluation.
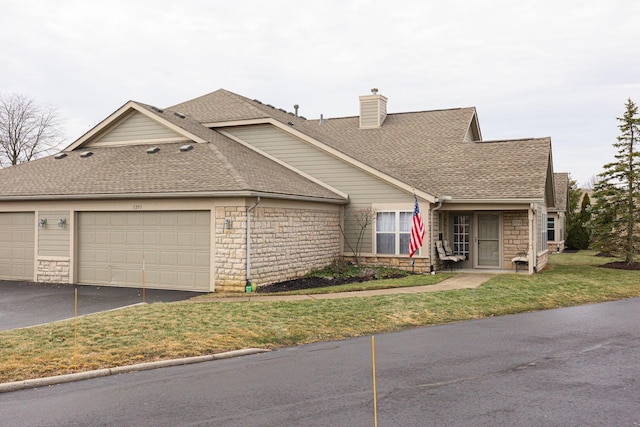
[371,88,379,94]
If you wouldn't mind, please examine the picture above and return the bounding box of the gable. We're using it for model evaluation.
[86,111,188,147]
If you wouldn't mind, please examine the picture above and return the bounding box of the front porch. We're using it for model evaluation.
[433,209,547,274]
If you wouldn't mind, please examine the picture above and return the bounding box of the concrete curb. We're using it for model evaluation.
[0,348,269,394]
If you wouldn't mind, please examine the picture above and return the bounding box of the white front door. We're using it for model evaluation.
[475,213,501,268]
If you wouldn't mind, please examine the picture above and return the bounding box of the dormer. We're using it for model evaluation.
[359,88,387,128]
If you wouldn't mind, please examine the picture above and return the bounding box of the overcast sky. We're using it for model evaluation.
[3,0,639,187]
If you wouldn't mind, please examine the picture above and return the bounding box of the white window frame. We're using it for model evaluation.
[375,209,419,256]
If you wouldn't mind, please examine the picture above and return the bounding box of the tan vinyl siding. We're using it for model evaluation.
[38,211,70,257]
[225,124,411,253]
[88,112,184,146]
[464,126,474,142]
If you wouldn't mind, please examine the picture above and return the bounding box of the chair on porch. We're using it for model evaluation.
[443,240,465,262]
[511,251,528,273]
[435,240,463,271]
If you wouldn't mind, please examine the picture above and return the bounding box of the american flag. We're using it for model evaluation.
[409,194,425,257]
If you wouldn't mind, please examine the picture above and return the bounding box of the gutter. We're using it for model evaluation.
[0,191,348,204]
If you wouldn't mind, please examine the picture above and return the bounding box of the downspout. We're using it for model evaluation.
[528,203,535,274]
[429,198,446,273]
[246,197,261,290]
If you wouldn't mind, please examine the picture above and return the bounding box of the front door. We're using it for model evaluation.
[476,213,501,268]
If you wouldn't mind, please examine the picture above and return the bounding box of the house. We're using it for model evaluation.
[0,88,561,292]
[547,172,569,253]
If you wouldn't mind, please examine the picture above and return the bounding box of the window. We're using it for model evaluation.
[376,211,415,255]
[547,217,555,242]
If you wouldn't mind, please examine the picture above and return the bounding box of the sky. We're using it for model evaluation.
[2,0,639,187]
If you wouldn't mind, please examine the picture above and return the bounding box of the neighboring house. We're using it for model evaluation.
[0,88,562,292]
[547,172,569,252]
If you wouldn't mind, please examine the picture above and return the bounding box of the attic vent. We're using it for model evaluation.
[180,144,194,152]
[253,99,262,104]
[151,106,164,113]
[54,153,67,159]
[146,147,160,154]
[174,111,186,119]
[80,151,93,158]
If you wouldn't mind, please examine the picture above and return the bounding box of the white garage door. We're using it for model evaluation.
[0,212,35,281]
[78,211,210,291]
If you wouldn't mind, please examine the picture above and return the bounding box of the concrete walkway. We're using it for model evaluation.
[195,273,494,303]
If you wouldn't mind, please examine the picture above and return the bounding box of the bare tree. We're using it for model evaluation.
[0,93,64,167]
[340,207,377,265]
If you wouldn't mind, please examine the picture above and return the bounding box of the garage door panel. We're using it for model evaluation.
[126,231,142,245]
[143,231,159,245]
[195,252,210,267]
[78,211,210,291]
[160,251,178,265]
[160,232,177,245]
[0,212,35,281]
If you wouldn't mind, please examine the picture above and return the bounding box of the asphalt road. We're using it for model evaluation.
[0,281,200,330]
[1,298,639,426]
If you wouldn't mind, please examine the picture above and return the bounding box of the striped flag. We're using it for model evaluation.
[409,194,425,257]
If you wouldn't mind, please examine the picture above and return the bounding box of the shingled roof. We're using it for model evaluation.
[0,88,554,203]
[550,172,569,212]
[173,89,553,201]
[0,104,346,202]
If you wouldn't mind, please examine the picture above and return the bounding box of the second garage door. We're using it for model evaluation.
[78,211,210,291]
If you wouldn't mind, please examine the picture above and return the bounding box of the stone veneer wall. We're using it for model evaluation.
[503,211,529,271]
[342,255,431,274]
[547,241,565,253]
[214,205,341,292]
[37,258,70,283]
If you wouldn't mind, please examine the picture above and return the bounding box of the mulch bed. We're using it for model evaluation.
[257,274,406,293]
[599,261,640,271]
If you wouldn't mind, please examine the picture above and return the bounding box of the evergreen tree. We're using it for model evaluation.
[591,99,640,263]
[566,179,590,250]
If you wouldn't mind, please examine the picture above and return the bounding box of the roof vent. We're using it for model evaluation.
[287,121,294,126]
[146,147,160,154]
[80,151,93,158]
[180,144,194,152]
[151,106,164,113]
[54,153,67,159]
[174,111,186,119]
[294,104,299,117]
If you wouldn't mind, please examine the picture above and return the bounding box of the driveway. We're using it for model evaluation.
[0,281,201,331]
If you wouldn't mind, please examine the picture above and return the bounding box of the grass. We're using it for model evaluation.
[1,251,639,383]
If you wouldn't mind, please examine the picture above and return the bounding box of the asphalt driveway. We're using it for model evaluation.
[0,281,202,331]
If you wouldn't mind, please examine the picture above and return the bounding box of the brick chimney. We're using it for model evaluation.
[359,88,387,128]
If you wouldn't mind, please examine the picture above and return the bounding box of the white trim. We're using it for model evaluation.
[0,191,348,204]
[65,102,207,151]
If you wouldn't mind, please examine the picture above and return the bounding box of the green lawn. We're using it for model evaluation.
[1,251,638,383]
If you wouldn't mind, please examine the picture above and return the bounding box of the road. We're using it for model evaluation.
[1,298,639,426]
